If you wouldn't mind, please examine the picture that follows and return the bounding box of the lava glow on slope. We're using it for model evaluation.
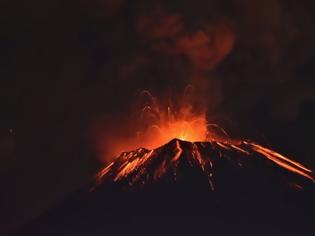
[93,92,315,189]
[94,138,315,191]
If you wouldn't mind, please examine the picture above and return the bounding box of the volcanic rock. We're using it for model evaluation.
[17,139,315,236]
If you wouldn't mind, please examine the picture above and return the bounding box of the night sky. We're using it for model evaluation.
[1,0,315,234]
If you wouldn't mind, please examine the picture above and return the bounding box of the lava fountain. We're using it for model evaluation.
[92,91,315,191]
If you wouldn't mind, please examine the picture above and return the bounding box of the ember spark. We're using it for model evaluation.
[93,92,315,190]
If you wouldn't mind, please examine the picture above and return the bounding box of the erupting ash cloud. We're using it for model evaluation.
[136,8,235,71]
[89,2,238,162]
[135,5,235,110]
[87,0,315,165]
[90,90,209,161]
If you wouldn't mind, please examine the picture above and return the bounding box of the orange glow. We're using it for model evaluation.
[249,143,314,182]
[94,138,315,190]
[128,90,232,151]
[139,107,208,148]
[94,137,315,191]
[92,91,213,159]
[92,90,315,188]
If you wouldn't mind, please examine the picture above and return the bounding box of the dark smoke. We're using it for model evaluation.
[84,0,315,160]
[79,0,315,120]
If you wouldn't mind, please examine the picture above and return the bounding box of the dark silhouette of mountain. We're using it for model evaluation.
[17,139,315,236]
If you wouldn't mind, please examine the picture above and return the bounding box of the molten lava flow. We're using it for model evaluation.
[94,140,315,191]
[248,142,314,182]
[93,91,315,190]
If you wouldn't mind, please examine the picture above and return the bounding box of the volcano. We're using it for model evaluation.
[18,139,315,236]
[94,138,315,191]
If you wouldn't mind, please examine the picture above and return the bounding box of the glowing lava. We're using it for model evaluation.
[94,140,315,191]
[107,90,227,154]
[140,106,209,146]
[92,91,315,190]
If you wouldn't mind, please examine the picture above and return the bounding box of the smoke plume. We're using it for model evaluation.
[84,0,315,162]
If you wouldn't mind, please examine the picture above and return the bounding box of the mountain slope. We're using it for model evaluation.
[17,139,315,236]
[94,138,315,191]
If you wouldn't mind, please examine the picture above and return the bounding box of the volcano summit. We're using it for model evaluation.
[94,138,315,191]
[18,138,315,236]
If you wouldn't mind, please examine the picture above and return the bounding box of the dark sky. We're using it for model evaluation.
[1,0,315,234]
